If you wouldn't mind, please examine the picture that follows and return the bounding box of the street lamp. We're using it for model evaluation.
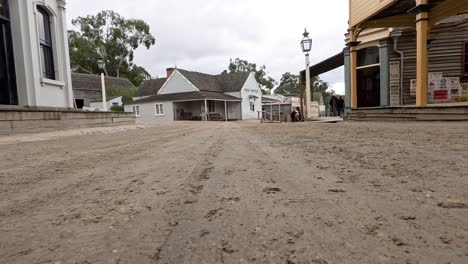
[97,57,107,111]
[301,28,313,119]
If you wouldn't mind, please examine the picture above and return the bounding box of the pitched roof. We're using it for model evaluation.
[136,78,167,97]
[131,91,241,104]
[436,11,468,25]
[71,73,134,91]
[177,69,250,93]
[216,72,251,92]
[177,69,223,93]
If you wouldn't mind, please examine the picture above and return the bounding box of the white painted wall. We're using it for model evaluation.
[240,73,262,120]
[158,70,198,95]
[9,0,74,108]
[125,101,174,121]
[90,96,123,110]
[226,102,241,120]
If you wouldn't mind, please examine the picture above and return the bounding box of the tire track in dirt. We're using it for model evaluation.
[0,123,223,264]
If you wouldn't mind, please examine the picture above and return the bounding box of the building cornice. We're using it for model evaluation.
[57,0,66,10]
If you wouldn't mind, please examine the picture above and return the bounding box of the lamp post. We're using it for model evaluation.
[97,57,107,111]
[301,28,313,119]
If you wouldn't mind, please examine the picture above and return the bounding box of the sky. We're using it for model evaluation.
[66,0,349,94]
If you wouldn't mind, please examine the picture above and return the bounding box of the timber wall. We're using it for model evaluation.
[389,26,468,105]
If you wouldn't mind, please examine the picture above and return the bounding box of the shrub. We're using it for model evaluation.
[110,105,125,112]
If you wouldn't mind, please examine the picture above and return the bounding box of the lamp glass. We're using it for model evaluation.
[301,38,312,53]
[97,58,105,70]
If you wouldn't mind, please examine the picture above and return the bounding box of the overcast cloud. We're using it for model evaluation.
[67,0,348,94]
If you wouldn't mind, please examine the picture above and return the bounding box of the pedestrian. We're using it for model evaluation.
[337,96,345,117]
[290,109,297,122]
[295,107,302,122]
[329,95,338,116]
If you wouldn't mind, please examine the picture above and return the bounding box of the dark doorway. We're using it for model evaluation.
[356,46,380,108]
[75,99,84,109]
[0,0,17,105]
[357,67,380,108]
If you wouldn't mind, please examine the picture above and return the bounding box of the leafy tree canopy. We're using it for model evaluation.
[275,72,300,96]
[223,58,276,94]
[68,10,156,87]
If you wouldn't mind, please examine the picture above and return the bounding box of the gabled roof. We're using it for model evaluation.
[136,78,167,97]
[71,73,134,91]
[131,91,241,104]
[177,69,223,93]
[175,69,251,93]
[216,72,251,92]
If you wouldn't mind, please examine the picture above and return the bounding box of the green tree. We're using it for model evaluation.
[223,58,276,94]
[68,10,156,87]
[275,72,300,96]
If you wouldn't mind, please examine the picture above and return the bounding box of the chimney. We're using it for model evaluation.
[166,67,175,77]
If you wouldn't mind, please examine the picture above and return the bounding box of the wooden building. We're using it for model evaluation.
[302,0,468,119]
[347,0,468,109]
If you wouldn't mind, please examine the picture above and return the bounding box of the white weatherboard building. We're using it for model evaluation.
[0,0,74,108]
[126,68,262,121]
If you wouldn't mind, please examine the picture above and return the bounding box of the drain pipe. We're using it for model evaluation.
[391,29,404,105]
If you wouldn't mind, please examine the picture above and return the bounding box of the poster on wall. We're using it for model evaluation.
[389,61,400,105]
[433,90,448,101]
[410,79,416,97]
[447,77,461,100]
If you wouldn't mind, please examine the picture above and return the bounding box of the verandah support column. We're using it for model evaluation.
[349,43,359,109]
[204,99,208,121]
[416,0,430,107]
[224,101,228,122]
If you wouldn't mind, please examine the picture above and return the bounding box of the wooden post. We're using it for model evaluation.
[278,103,281,123]
[204,99,208,121]
[270,103,273,122]
[305,54,311,119]
[350,45,358,109]
[416,0,429,107]
[101,73,107,111]
[224,101,228,122]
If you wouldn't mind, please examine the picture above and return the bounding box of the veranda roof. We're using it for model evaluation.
[132,91,242,104]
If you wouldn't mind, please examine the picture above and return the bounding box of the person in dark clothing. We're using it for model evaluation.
[290,109,297,122]
[329,96,338,116]
[295,107,302,122]
[337,96,345,117]
[291,107,301,122]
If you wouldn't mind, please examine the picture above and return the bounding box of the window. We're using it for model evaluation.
[0,0,8,18]
[463,41,468,76]
[357,46,380,68]
[208,100,215,112]
[249,97,256,112]
[155,104,164,116]
[112,102,119,106]
[36,6,55,80]
[132,105,140,117]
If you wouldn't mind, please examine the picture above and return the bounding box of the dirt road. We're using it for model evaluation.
[0,121,467,264]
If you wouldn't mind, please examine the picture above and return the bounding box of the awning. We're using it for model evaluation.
[300,50,344,81]
[354,0,468,29]
[133,91,242,104]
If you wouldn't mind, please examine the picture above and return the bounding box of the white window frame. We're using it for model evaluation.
[154,103,164,116]
[33,3,61,85]
[132,105,140,117]
[249,97,256,112]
